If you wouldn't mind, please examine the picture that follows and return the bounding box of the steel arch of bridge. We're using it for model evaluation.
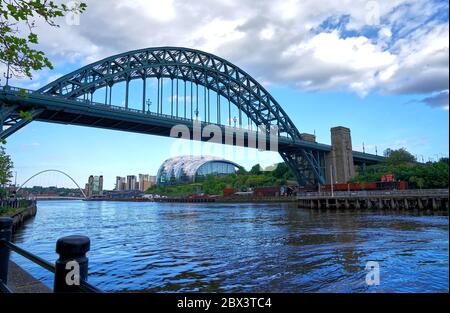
[36,47,325,185]
[38,47,302,138]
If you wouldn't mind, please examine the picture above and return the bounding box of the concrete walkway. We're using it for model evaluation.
[7,261,51,293]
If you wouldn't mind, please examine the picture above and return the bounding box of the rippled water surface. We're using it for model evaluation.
[12,200,449,292]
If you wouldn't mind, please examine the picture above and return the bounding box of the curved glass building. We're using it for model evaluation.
[156,156,240,185]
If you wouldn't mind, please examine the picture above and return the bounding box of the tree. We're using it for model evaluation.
[351,149,448,189]
[236,166,247,175]
[439,157,449,165]
[272,162,292,179]
[1,0,87,79]
[249,164,261,175]
[383,148,416,165]
[0,145,13,189]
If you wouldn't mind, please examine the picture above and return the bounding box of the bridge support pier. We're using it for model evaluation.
[325,126,356,184]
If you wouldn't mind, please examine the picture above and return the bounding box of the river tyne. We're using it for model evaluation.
[11,200,448,292]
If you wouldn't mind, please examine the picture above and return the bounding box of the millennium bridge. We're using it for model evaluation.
[0,47,382,186]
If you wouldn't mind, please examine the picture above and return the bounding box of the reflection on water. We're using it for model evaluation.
[11,200,449,292]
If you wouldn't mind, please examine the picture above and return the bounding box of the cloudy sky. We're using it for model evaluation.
[5,0,449,189]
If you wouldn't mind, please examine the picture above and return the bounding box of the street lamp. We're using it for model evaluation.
[194,109,199,120]
[233,116,237,128]
[146,99,152,113]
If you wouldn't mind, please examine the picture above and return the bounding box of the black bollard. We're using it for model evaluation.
[0,217,13,284]
[54,235,90,292]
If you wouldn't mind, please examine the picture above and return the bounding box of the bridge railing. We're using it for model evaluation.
[297,188,450,198]
[0,217,102,293]
[0,85,35,94]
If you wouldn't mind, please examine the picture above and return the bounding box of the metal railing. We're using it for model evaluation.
[297,188,449,199]
[0,217,102,293]
[0,199,35,210]
[0,85,35,94]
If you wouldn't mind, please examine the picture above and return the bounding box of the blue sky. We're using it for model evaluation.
[3,0,448,189]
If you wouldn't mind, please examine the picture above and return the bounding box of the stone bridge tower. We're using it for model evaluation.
[325,126,356,184]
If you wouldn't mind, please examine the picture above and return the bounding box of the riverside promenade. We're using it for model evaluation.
[153,196,297,203]
[0,200,50,293]
[7,261,50,292]
[297,189,449,210]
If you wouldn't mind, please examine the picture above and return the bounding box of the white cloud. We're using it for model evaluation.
[189,17,246,52]
[10,0,449,107]
[259,26,275,40]
[117,0,176,22]
[281,31,396,95]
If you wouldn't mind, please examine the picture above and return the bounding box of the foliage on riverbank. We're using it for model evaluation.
[0,146,14,199]
[0,199,31,216]
[352,148,449,189]
[0,206,16,217]
[146,162,294,196]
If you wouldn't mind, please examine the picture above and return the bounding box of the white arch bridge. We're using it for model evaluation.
[16,169,87,199]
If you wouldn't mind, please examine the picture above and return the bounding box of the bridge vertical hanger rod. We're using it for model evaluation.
[248,93,251,130]
[207,88,210,123]
[204,85,206,122]
[176,78,179,118]
[109,84,112,105]
[104,85,108,105]
[171,78,174,116]
[157,77,160,114]
[160,77,164,114]
[143,77,147,113]
[228,86,231,126]
[196,83,199,120]
[217,93,220,124]
[277,107,280,136]
[238,85,242,127]
[142,75,146,113]
[184,80,186,119]
[90,91,93,104]
[190,81,193,120]
[125,78,129,109]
